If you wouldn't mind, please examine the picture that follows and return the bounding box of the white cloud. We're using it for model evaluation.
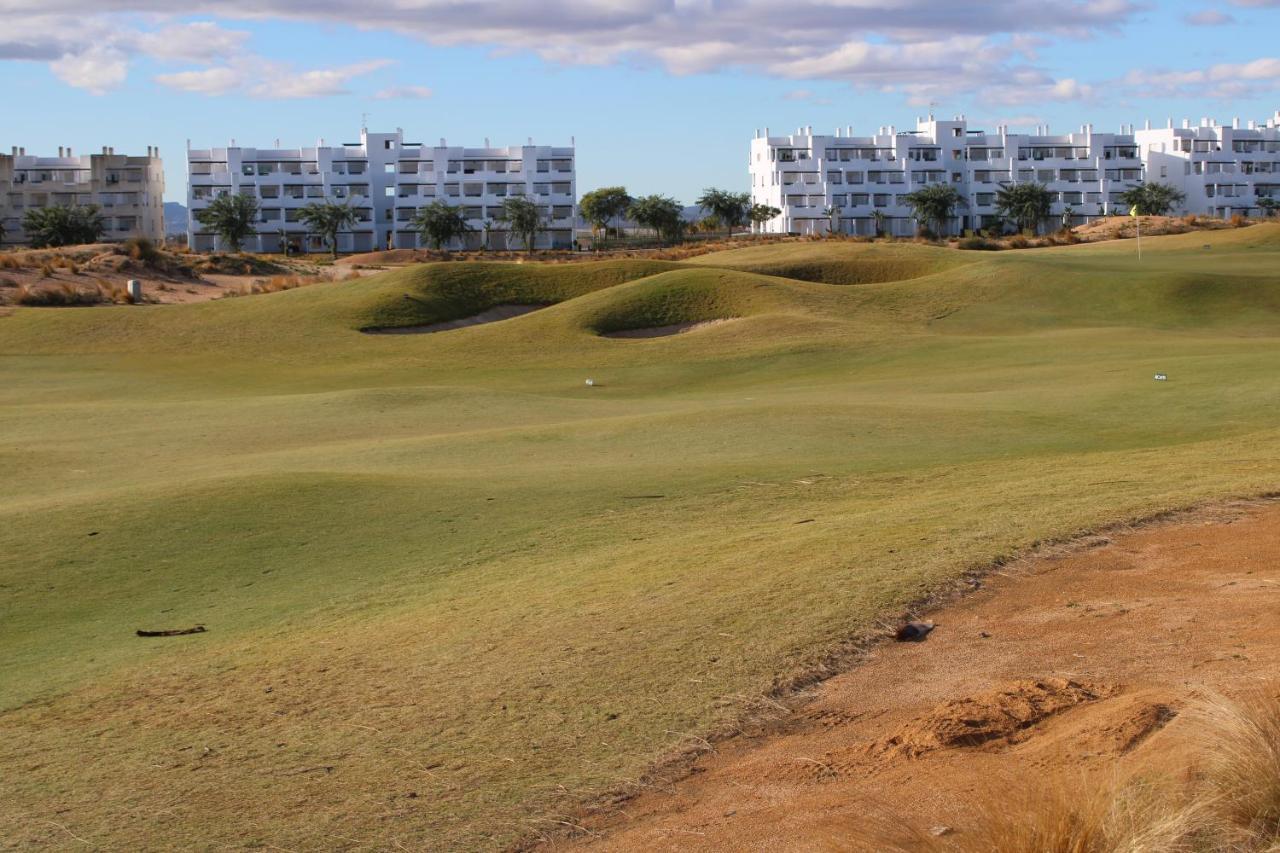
[373,85,434,100]
[1184,9,1235,25]
[49,44,128,94]
[0,0,1144,102]
[156,59,392,98]
[1121,56,1280,99]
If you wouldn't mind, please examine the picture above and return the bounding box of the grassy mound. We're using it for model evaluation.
[684,240,973,285]
[3,224,1280,849]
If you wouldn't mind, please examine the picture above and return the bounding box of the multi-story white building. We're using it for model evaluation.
[750,111,1280,236]
[0,146,165,246]
[187,128,575,253]
[1136,113,1280,220]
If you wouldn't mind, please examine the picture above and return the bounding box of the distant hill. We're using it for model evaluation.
[164,202,188,236]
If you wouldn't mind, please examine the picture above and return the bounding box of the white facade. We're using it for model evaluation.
[750,111,1280,236]
[1136,113,1280,220]
[187,128,575,253]
[1,146,165,246]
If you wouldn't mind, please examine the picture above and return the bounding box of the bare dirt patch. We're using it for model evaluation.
[361,303,548,334]
[600,319,735,339]
[565,501,1280,851]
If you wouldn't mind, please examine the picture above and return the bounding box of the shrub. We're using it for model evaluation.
[0,255,20,270]
[39,262,54,278]
[16,282,104,306]
[957,236,1001,251]
[1231,214,1249,228]
[1007,235,1031,249]
[123,237,161,264]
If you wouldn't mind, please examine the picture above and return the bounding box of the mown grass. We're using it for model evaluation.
[2,226,1280,849]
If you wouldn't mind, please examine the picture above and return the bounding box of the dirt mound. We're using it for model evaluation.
[336,248,430,266]
[362,304,548,335]
[600,319,734,339]
[1073,215,1242,243]
[876,678,1118,757]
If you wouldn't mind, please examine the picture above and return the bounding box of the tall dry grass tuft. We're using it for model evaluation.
[1188,690,1280,846]
[843,688,1280,853]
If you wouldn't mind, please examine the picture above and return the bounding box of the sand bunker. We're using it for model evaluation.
[362,304,547,335]
[601,319,734,339]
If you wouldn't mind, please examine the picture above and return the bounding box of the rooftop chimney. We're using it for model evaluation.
[58,146,64,157]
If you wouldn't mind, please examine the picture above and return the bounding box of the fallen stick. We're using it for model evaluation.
[136,625,206,637]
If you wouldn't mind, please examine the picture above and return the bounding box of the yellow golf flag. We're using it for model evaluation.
[1130,205,1139,217]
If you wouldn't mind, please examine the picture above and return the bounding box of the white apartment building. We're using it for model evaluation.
[187,128,575,253]
[750,111,1280,236]
[0,146,165,246]
[1136,113,1280,220]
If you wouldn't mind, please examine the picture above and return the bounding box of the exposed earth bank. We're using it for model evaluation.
[565,500,1280,851]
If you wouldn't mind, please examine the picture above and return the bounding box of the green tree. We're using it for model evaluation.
[1118,182,1187,217]
[628,195,687,245]
[298,200,359,258]
[995,182,1053,235]
[871,209,888,238]
[823,205,840,237]
[194,193,259,252]
[748,203,781,231]
[499,196,545,252]
[579,187,633,243]
[696,188,751,236]
[902,183,966,237]
[21,204,105,248]
[412,200,472,251]
[1259,197,1279,218]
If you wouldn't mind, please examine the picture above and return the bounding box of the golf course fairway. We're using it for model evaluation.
[3,226,1280,849]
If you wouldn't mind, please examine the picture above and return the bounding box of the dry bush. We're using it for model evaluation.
[1230,214,1249,228]
[16,282,105,306]
[0,254,21,270]
[1007,235,1031,249]
[39,262,55,278]
[122,237,161,264]
[68,261,80,276]
[1188,691,1280,845]
[343,270,363,281]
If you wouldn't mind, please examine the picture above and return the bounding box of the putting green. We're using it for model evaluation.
[3,226,1280,849]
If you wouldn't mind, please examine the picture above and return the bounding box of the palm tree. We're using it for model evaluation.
[1118,182,1187,217]
[1259,197,1279,218]
[871,209,888,238]
[696,188,751,237]
[498,196,544,252]
[298,200,359,259]
[748,203,781,233]
[901,184,966,237]
[195,193,259,253]
[994,182,1053,235]
[628,195,686,245]
[823,206,841,237]
[411,200,472,251]
[22,204,106,248]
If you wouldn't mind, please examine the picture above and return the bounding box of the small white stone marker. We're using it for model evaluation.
[1154,373,1168,381]
[126,279,142,302]
[585,379,595,387]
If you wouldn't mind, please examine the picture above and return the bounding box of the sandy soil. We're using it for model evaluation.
[564,500,1280,851]
[601,319,736,339]
[362,303,548,334]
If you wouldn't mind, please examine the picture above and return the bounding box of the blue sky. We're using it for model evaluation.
[3,0,1279,203]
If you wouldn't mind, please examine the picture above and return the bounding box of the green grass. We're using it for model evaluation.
[3,226,1280,849]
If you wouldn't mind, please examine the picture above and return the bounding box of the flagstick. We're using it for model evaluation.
[1137,214,1141,261]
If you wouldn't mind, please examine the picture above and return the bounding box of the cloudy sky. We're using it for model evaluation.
[3,0,1279,202]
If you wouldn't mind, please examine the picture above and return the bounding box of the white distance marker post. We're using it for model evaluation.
[1154,373,1168,381]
